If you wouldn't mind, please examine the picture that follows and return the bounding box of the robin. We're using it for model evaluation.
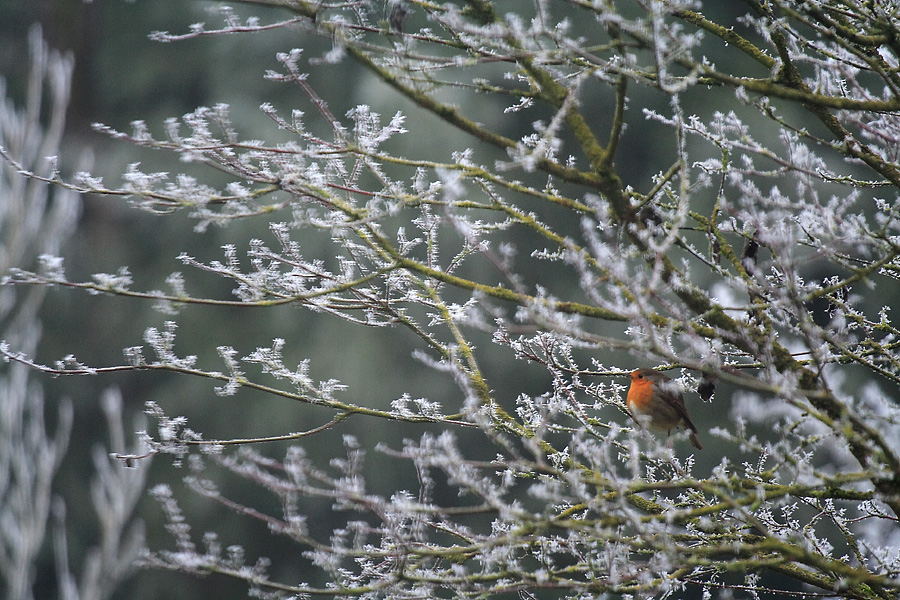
[626,368,703,450]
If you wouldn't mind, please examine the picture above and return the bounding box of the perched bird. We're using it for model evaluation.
[626,368,703,450]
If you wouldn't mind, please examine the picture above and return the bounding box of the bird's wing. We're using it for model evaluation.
[658,381,700,433]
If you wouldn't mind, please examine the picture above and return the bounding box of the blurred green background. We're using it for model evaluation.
[1,2,439,598]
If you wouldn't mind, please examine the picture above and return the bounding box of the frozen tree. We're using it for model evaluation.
[0,27,148,600]
[3,1,900,598]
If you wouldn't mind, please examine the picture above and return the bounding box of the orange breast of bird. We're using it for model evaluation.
[625,376,655,415]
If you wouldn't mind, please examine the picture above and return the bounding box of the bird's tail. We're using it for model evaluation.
[689,430,703,451]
